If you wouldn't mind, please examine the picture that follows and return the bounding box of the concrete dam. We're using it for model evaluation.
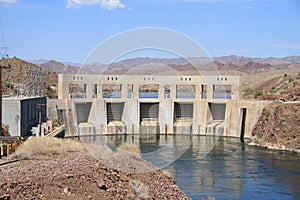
[54,74,269,138]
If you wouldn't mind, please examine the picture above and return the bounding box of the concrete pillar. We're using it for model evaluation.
[198,100,207,135]
[133,84,139,99]
[160,99,173,134]
[170,84,176,99]
[85,84,92,99]
[207,84,214,101]
[193,100,200,134]
[158,84,164,99]
[98,84,103,98]
[196,84,201,100]
[97,99,107,134]
[232,84,240,100]
[122,84,128,99]
[125,99,139,134]
[58,75,69,99]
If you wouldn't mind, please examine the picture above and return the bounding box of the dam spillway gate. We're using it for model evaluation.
[55,74,270,138]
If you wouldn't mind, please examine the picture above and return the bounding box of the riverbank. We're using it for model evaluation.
[250,102,300,153]
[0,137,190,200]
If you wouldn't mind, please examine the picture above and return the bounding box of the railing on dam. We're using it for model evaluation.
[59,75,240,101]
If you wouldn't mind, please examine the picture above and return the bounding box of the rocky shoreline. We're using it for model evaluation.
[250,102,300,154]
[0,138,190,200]
[247,141,300,153]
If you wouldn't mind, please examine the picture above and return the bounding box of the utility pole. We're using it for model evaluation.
[1,18,10,135]
[0,58,10,135]
[37,101,45,136]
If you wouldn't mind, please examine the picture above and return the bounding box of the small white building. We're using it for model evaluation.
[2,96,47,138]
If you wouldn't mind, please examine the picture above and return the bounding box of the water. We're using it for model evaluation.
[80,134,300,200]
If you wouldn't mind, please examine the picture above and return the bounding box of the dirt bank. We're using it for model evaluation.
[0,138,190,200]
[250,102,300,152]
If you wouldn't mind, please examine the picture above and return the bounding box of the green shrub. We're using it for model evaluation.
[257,130,263,138]
[244,88,253,95]
[5,81,14,88]
[45,89,57,98]
[284,73,287,77]
[265,109,271,117]
[269,87,276,94]
[288,78,294,83]
[279,118,285,124]
[254,90,263,98]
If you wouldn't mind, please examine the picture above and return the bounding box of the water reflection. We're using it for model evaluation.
[78,134,300,200]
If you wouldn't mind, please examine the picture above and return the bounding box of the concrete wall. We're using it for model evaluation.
[225,100,271,138]
[2,99,20,137]
[3,97,46,137]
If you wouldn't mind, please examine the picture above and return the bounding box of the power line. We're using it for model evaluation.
[0,18,8,59]
[0,18,5,46]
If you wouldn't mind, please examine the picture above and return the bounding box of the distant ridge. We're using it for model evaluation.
[28,59,49,65]
[35,55,300,75]
[213,55,300,65]
[39,60,80,74]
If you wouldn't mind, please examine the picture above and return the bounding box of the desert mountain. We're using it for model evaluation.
[39,60,80,74]
[214,55,300,65]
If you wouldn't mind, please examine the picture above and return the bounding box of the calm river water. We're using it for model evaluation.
[80,134,300,200]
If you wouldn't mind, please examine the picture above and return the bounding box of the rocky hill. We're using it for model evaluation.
[242,72,300,101]
[250,102,300,151]
[0,57,58,98]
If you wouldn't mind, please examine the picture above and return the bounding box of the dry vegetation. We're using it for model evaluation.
[16,137,84,156]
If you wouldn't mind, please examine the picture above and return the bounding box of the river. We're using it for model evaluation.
[79,134,300,200]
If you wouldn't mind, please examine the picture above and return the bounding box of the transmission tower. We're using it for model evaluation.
[23,66,45,97]
[0,18,8,59]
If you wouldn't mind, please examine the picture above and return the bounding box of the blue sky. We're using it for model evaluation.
[0,0,300,63]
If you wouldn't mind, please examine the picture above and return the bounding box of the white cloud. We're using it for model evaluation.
[67,0,125,10]
[101,0,125,10]
[0,0,17,4]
